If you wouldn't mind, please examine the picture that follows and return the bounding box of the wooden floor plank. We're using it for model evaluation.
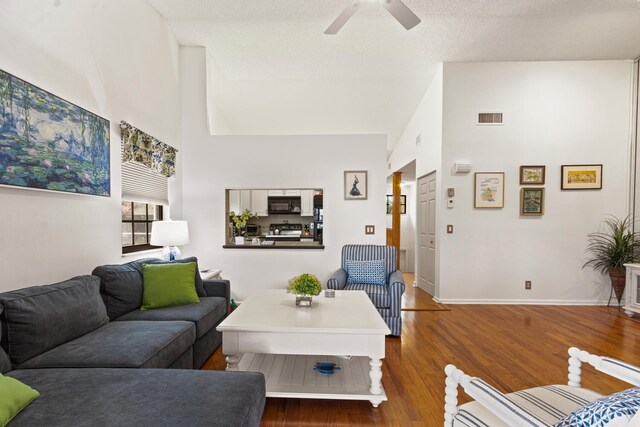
[202,305,640,426]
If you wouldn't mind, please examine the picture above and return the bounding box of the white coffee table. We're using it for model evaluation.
[216,289,391,407]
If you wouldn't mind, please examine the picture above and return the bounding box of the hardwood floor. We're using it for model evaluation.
[401,273,449,311]
[203,305,640,426]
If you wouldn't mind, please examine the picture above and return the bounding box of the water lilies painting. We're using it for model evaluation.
[0,69,110,196]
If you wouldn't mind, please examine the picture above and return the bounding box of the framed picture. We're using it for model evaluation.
[520,188,544,216]
[474,172,505,208]
[344,170,367,200]
[0,69,110,196]
[520,165,545,185]
[561,164,602,190]
[386,195,406,214]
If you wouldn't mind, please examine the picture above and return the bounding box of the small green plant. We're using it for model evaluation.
[287,274,322,296]
[228,209,258,236]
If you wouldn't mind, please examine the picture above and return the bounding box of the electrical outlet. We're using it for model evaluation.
[525,281,532,290]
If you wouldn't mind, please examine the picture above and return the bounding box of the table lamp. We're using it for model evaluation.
[150,220,189,261]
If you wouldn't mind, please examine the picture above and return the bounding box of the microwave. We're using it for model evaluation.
[268,197,301,215]
[245,224,261,236]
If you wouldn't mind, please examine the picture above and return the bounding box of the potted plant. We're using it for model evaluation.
[584,216,640,305]
[228,209,258,245]
[287,274,322,306]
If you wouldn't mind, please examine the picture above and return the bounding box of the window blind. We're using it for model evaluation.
[121,147,169,206]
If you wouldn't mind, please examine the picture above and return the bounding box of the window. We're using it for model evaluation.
[121,202,163,253]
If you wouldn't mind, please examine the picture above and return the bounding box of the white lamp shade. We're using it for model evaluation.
[150,220,189,246]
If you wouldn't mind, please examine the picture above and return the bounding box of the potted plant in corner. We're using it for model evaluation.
[584,216,640,305]
[287,274,322,307]
[229,209,258,245]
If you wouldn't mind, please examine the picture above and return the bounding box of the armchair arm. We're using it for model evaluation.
[327,269,347,290]
[388,270,406,294]
[203,279,231,314]
[444,364,549,427]
[568,347,640,387]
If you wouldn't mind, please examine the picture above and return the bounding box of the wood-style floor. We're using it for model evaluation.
[203,305,640,427]
[401,273,449,311]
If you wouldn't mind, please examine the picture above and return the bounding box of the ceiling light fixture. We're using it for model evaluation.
[325,0,421,35]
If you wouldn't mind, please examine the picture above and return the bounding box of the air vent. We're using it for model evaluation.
[477,112,504,125]
[453,162,471,174]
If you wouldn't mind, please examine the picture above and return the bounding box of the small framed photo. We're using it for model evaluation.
[520,165,545,185]
[344,170,367,200]
[520,188,544,216]
[474,172,505,208]
[386,195,406,214]
[561,164,602,190]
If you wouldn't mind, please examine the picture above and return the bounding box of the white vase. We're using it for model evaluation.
[234,236,245,245]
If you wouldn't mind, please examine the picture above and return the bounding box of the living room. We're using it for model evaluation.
[1,1,640,426]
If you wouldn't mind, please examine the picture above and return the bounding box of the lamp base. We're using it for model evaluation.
[161,246,182,261]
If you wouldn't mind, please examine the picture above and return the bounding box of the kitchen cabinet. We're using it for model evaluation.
[228,190,252,213]
[251,190,269,216]
[301,190,314,216]
[268,189,301,196]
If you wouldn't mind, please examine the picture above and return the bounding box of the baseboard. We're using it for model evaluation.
[437,298,614,306]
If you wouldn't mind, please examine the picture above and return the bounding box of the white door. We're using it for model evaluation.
[417,172,437,296]
[239,190,252,212]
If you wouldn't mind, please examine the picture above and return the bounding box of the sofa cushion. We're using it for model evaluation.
[0,276,109,365]
[0,307,11,374]
[115,297,226,339]
[92,259,147,320]
[141,262,200,311]
[0,373,39,426]
[344,283,391,308]
[17,321,195,369]
[93,257,206,320]
[7,368,265,427]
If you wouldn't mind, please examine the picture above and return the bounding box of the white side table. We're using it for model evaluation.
[200,269,222,280]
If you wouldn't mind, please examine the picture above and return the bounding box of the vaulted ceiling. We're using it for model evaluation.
[148,0,640,150]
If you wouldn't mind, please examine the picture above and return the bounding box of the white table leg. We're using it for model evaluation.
[369,357,383,395]
[226,353,241,371]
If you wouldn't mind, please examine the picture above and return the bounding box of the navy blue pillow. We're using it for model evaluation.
[554,387,640,427]
[345,259,386,285]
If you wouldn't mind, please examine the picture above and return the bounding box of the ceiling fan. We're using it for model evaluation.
[325,0,421,35]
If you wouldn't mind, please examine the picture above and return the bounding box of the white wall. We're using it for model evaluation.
[439,61,633,304]
[388,64,443,179]
[0,0,181,291]
[180,47,387,300]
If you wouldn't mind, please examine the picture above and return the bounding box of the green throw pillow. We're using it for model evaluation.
[141,262,200,311]
[0,374,39,426]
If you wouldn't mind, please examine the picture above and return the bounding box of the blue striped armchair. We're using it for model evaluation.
[327,245,405,336]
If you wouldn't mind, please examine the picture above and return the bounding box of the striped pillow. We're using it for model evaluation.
[345,259,386,286]
[554,387,640,427]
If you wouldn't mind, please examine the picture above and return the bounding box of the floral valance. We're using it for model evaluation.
[120,121,177,178]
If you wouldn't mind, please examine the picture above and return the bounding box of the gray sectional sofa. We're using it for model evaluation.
[0,257,266,427]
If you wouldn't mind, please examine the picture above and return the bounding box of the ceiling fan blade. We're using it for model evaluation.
[384,0,421,30]
[324,3,361,35]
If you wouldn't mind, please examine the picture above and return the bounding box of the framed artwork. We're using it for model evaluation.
[474,172,505,208]
[344,170,367,200]
[520,188,544,216]
[520,165,545,185]
[561,164,602,190]
[386,195,406,214]
[0,69,110,196]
